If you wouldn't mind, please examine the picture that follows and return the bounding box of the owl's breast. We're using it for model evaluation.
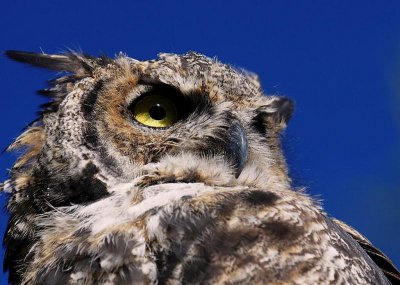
[21,181,389,285]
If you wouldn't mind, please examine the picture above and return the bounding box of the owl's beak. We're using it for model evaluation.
[225,122,248,178]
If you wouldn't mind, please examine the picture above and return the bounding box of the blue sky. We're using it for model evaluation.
[0,0,399,282]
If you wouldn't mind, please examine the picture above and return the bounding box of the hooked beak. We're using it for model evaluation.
[224,122,248,177]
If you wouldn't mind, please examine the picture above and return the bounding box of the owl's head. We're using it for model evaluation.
[4,50,293,208]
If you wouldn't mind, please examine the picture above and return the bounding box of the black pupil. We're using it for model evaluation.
[149,104,167,120]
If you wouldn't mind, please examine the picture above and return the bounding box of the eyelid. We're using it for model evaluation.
[136,78,184,102]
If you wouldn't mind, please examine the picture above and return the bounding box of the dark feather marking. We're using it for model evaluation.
[37,88,55,97]
[82,80,104,119]
[48,75,79,85]
[39,101,59,113]
[155,250,179,285]
[251,112,268,136]
[81,80,124,176]
[4,162,110,282]
[258,221,303,242]
[47,162,108,205]
[98,54,114,67]
[81,79,103,150]
[3,213,35,285]
[239,190,279,206]
[179,225,264,283]
[181,257,211,284]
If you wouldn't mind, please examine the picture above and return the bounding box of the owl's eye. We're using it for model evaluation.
[132,94,178,128]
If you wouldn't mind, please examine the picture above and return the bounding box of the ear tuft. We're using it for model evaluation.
[271,97,294,125]
[5,50,91,73]
[265,97,294,131]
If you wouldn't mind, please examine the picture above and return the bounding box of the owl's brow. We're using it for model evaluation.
[137,76,166,86]
[137,76,206,101]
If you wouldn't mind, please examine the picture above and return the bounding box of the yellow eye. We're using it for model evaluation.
[132,94,178,128]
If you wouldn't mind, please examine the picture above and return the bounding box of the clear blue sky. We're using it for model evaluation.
[1,1,399,282]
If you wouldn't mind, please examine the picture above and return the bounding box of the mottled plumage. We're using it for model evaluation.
[1,50,399,285]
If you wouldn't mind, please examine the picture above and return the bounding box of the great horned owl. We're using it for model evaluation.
[1,50,399,285]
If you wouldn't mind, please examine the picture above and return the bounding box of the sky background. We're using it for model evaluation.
[0,1,399,282]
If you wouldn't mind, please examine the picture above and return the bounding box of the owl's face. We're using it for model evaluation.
[5,51,293,208]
